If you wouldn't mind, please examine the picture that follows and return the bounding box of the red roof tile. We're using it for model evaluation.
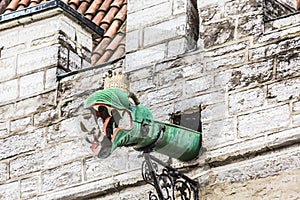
[0,0,127,66]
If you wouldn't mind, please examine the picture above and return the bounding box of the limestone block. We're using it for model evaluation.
[237,14,264,38]
[203,118,236,149]
[228,87,265,114]
[14,93,56,118]
[19,71,44,98]
[167,37,189,57]
[224,0,263,17]
[174,91,224,111]
[85,149,128,181]
[0,56,16,82]
[205,41,248,57]
[10,146,59,178]
[201,103,227,122]
[128,0,168,13]
[0,131,43,160]
[268,78,300,102]
[21,176,39,199]
[126,30,141,52]
[45,67,58,90]
[10,116,31,133]
[238,104,290,137]
[125,44,165,71]
[138,83,183,106]
[34,109,58,127]
[206,52,245,71]
[41,161,82,192]
[223,60,273,91]
[185,75,212,94]
[59,140,90,163]
[201,169,300,199]
[0,162,8,182]
[0,104,14,119]
[17,45,60,75]
[201,19,235,48]
[0,79,18,103]
[277,51,300,79]
[143,16,186,47]
[293,101,300,112]
[129,78,156,93]
[127,1,172,31]
[0,181,19,200]
[214,145,300,184]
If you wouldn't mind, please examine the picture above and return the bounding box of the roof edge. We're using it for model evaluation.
[0,0,104,37]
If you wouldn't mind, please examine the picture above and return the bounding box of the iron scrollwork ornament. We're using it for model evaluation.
[142,153,199,200]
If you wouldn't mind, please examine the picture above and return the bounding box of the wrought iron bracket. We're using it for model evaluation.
[141,153,199,200]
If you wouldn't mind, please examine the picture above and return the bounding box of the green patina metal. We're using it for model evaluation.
[85,88,202,162]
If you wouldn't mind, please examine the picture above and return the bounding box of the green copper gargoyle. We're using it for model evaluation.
[83,88,202,162]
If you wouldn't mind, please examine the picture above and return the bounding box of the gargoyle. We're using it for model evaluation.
[82,88,202,162]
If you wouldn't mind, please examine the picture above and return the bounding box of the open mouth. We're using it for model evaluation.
[82,104,132,158]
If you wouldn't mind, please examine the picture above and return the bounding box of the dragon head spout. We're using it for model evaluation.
[84,88,153,158]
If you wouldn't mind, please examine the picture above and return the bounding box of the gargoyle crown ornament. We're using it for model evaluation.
[83,70,202,162]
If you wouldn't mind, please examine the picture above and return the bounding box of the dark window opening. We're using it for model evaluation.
[169,105,203,133]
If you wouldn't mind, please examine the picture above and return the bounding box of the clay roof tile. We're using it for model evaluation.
[99,0,113,11]
[77,0,91,14]
[110,0,124,8]
[101,6,119,24]
[68,0,81,9]
[17,0,31,10]
[4,0,20,13]
[85,0,102,17]
[92,10,106,25]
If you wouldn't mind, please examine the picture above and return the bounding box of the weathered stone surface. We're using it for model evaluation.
[17,45,59,75]
[0,181,19,200]
[144,16,187,46]
[224,0,263,17]
[20,176,39,199]
[268,78,300,102]
[228,87,265,114]
[202,20,235,48]
[10,146,59,178]
[206,52,245,71]
[0,57,16,82]
[127,1,172,30]
[34,109,58,127]
[186,75,213,94]
[238,14,264,37]
[139,83,183,106]
[0,79,18,103]
[203,118,236,149]
[276,51,300,79]
[60,140,90,163]
[0,162,8,182]
[125,44,165,71]
[238,104,290,137]
[10,116,31,133]
[227,60,274,90]
[201,169,300,199]
[19,71,44,98]
[0,130,44,160]
[41,161,82,192]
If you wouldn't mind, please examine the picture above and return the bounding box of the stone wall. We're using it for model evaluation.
[0,0,300,199]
